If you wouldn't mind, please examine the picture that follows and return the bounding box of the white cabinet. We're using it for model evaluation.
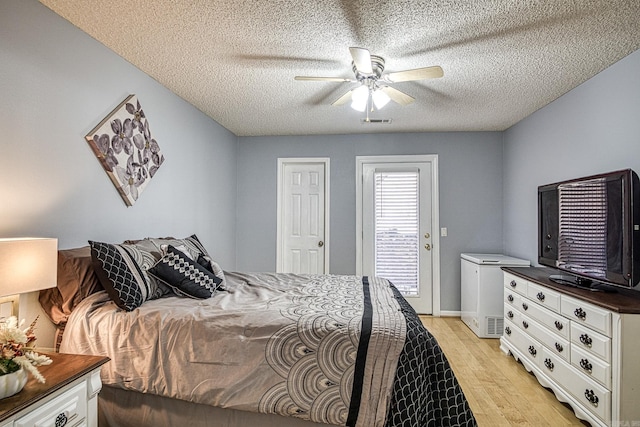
[500,268,640,427]
[460,253,529,338]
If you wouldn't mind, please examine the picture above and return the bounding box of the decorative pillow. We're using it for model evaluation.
[38,246,104,325]
[141,234,226,288]
[148,245,223,299]
[89,240,167,311]
[144,235,207,259]
[122,236,175,245]
[197,254,227,289]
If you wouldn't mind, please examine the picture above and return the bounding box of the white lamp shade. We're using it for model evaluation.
[0,238,58,298]
[372,89,391,110]
[350,85,369,112]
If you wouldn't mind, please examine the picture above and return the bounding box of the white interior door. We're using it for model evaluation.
[358,157,438,314]
[277,159,329,274]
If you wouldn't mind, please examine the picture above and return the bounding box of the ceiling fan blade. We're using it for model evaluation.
[295,76,354,82]
[332,89,355,106]
[381,86,415,105]
[385,66,444,83]
[349,47,373,75]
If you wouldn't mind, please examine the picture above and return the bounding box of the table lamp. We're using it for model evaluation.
[0,238,58,301]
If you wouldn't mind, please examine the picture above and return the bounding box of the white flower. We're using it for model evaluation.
[23,351,52,367]
[14,356,46,384]
[0,326,27,344]
[0,316,50,383]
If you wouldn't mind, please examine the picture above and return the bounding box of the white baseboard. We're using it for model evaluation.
[439,310,461,317]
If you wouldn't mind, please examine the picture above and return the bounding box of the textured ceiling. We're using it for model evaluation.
[39,0,640,137]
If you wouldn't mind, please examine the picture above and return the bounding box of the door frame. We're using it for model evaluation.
[356,155,441,316]
[276,157,331,273]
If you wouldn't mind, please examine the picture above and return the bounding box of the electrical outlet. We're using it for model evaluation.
[440,227,448,237]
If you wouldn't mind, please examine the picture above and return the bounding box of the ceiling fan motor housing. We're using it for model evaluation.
[352,55,385,81]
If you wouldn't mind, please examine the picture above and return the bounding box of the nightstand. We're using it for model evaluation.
[0,353,109,427]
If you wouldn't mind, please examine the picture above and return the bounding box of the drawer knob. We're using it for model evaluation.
[580,358,593,374]
[55,412,68,427]
[554,320,563,331]
[580,334,593,348]
[510,280,517,288]
[505,326,511,336]
[544,358,554,371]
[507,311,514,319]
[584,389,599,407]
[555,342,563,353]
[522,302,529,311]
[522,320,529,329]
[574,307,587,320]
[528,345,537,357]
[508,294,514,302]
[536,292,545,302]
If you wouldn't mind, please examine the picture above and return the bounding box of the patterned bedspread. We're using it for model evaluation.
[60,272,475,427]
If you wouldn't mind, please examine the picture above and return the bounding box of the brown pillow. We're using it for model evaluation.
[38,246,103,325]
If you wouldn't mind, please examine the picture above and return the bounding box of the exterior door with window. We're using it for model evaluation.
[359,158,436,314]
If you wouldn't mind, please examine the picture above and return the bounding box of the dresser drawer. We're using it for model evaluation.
[527,282,561,313]
[570,321,611,363]
[504,319,542,368]
[504,304,521,326]
[517,294,569,340]
[504,274,528,297]
[571,344,611,389]
[519,313,570,362]
[504,290,522,314]
[540,347,611,424]
[15,381,87,427]
[561,295,612,337]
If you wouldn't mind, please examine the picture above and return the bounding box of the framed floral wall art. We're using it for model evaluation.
[85,95,165,206]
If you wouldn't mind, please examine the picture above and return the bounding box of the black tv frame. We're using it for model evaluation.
[538,169,640,291]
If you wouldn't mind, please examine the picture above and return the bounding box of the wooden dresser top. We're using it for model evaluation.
[502,266,640,314]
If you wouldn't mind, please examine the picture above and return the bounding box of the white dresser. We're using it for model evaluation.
[500,267,640,427]
[0,353,109,427]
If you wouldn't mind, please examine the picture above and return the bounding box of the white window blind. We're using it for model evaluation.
[558,178,607,277]
[374,170,419,295]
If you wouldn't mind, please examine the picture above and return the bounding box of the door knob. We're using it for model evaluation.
[424,233,430,239]
[318,241,324,247]
[424,243,431,251]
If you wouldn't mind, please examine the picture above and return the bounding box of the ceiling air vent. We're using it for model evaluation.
[360,118,392,124]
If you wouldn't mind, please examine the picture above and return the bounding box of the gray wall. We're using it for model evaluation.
[503,49,640,262]
[236,132,504,312]
[8,0,637,317]
[0,0,238,267]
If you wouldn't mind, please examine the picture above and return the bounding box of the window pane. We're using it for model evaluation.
[374,171,419,295]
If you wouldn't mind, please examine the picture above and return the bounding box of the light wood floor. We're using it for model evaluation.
[419,316,589,426]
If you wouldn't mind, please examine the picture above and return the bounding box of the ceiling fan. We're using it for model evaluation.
[294,47,443,113]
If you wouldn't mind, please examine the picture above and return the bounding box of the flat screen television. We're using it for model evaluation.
[538,169,640,291]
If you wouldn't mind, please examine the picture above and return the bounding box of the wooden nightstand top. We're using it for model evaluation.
[0,352,109,422]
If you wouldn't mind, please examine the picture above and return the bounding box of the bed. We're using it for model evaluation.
[39,235,476,427]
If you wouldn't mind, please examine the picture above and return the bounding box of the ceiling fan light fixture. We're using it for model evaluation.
[372,89,390,110]
[350,85,369,112]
